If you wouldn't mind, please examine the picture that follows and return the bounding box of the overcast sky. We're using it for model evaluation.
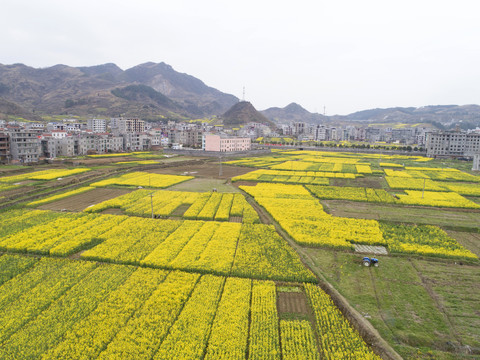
[2,0,480,115]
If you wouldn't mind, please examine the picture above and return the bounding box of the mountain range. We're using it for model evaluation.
[0,62,238,121]
[1,61,480,129]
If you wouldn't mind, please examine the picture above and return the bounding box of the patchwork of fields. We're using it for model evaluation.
[0,149,479,359]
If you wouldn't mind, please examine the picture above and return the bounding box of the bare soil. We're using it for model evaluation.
[148,162,253,180]
[171,204,191,217]
[38,188,132,212]
[277,291,310,315]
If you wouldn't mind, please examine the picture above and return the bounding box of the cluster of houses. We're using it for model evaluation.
[0,118,259,164]
[1,117,480,165]
[279,122,432,145]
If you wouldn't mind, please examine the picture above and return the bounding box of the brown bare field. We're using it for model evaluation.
[38,188,132,212]
[148,162,253,180]
[277,291,310,315]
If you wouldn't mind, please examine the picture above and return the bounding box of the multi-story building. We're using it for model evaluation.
[365,127,381,143]
[96,133,124,153]
[315,125,329,141]
[426,131,480,158]
[203,134,251,152]
[173,129,203,148]
[41,134,76,158]
[46,123,67,132]
[87,118,107,133]
[123,133,150,151]
[26,123,46,131]
[8,128,41,163]
[0,132,10,163]
[112,118,145,133]
[294,122,306,136]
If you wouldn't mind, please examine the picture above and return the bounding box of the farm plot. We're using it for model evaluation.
[89,171,193,188]
[149,161,254,180]
[85,189,260,223]
[0,256,380,360]
[37,188,132,211]
[0,168,91,183]
[232,169,341,184]
[0,183,20,193]
[241,183,477,259]
[308,183,480,209]
[385,168,480,182]
[320,200,480,230]
[0,209,314,282]
[396,190,480,209]
[240,183,385,249]
[307,185,396,203]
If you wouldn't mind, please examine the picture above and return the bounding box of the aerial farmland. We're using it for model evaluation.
[0,149,478,359]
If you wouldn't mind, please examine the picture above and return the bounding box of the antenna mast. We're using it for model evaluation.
[242,86,245,102]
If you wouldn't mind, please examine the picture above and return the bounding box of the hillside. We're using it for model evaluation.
[0,97,43,122]
[261,102,327,124]
[337,104,480,128]
[262,103,480,129]
[222,101,275,127]
[0,62,239,120]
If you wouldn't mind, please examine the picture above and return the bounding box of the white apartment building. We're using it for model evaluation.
[426,131,480,158]
[87,118,107,133]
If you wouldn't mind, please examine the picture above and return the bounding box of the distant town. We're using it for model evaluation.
[1,117,480,170]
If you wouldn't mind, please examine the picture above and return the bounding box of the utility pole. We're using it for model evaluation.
[219,155,223,177]
[150,192,154,219]
[421,178,426,199]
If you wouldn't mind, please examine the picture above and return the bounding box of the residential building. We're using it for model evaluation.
[87,118,107,133]
[8,128,41,163]
[123,133,150,151]
[203,134,251,152]
[315,125,329,141]
[0,132,10,163]
[294,122,306,136]
[111,118,145,133]
[51,130,68,139]
[426,131,480,158]
[96,133,124,153]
